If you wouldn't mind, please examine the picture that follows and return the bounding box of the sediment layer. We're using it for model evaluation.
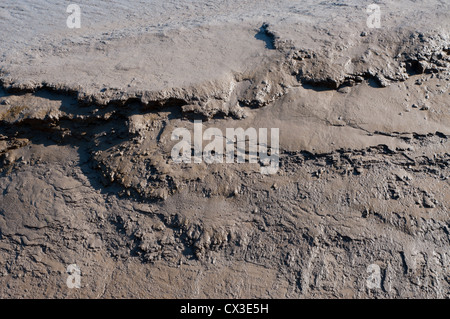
[0,0,448,298]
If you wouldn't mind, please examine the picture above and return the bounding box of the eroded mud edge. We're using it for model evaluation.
[0,28,448,298]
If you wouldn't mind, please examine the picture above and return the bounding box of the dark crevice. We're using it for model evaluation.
[255,23,276,50]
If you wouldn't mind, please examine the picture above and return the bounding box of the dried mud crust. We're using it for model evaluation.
[0,15,449,298]
[0,130,448,298]
[1,27,449,115]
[1,29,449,200]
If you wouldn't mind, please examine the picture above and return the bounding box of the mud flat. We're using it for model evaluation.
[0,0,449,298]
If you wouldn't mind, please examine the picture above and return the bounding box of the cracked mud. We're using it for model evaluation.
[0,0,448,298]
